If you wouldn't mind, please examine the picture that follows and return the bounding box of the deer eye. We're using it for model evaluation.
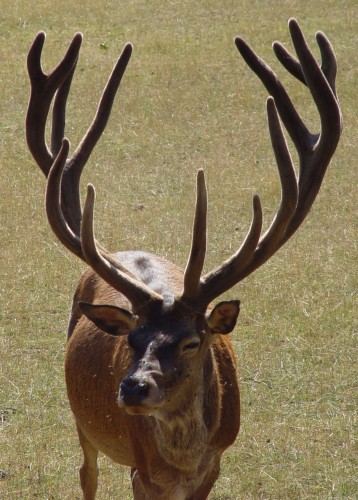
[182,340,200,352]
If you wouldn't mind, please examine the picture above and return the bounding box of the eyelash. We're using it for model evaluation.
[183,342,200,351]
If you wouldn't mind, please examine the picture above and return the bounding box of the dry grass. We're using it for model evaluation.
[1,0,357,498]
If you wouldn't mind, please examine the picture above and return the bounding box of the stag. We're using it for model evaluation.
[26,19,341,500]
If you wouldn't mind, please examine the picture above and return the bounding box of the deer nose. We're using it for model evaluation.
[119,377,150,402]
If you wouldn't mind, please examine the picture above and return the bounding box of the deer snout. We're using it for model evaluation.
[119,377,149,400]
[117,373,164,414]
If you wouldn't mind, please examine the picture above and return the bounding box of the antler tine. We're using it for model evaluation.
[274,23,338,99]
[316,31,338,97]
[192,19,341,310]
[26,31,82,175]
[181,169,208,302]
[82,184,163,312]
[272,42,305,85]
[235,35,309,158]
[53,41,133,237]
[196,195,263,308]
[70,43,133,169]
[51,61,77,157]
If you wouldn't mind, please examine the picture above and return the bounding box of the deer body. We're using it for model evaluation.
[26,19,341,499]
[66,252,240,498]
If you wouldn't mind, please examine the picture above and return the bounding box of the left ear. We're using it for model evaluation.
[79,302,139,336]
[206,300,240,334]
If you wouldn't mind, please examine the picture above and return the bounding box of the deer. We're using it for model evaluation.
[26,18,341,500]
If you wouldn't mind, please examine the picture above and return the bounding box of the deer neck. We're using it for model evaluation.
[152,348,220,472]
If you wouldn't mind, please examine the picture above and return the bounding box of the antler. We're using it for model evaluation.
[180,18,342,311]
[26,33,162,311]
[27,20,342,316]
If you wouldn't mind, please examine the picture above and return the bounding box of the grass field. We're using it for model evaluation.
[1,0,357,498]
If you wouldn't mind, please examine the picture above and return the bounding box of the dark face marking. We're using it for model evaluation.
[118,312,205,412]
[129,318,194,355]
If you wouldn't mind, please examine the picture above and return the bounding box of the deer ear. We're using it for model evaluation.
[206,300,240,334]
[79,302,139,336]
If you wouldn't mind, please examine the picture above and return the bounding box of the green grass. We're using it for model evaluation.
[1,0,357,498]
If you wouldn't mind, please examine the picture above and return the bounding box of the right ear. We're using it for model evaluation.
[79,302,139,336]
[205,300,240,334]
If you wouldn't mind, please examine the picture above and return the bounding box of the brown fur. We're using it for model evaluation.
[65,251,240,499]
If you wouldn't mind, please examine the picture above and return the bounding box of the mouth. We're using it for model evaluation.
[121,405,159,416]
[117,389,164,415]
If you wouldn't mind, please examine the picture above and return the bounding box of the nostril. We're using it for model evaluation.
[137,382,149,396]
[120,378,149,398]
[120,377,136,391]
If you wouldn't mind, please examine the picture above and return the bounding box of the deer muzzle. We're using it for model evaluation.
[117,356,164,415]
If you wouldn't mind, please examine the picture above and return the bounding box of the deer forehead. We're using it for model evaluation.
[128,320,201,355]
